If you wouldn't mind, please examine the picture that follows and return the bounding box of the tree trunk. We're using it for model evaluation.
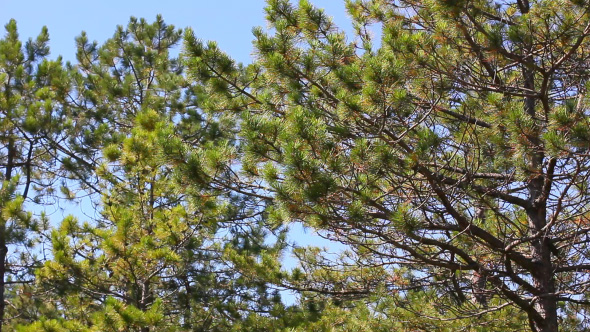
[0,243,7,332]
[523,61,558,331]
[527,210,558,332]
[0,138,16,332]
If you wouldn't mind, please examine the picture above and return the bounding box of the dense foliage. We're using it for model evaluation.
[2,1,590,331]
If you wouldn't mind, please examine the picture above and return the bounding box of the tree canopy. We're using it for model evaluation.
[2,1,590,331]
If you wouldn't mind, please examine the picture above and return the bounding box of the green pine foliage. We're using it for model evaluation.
[10,17,302,332]
[4,1,590,331]
[183,1,590,331]
[0,19,69,330]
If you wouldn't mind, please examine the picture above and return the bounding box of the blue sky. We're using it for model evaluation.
[0,0,352,64]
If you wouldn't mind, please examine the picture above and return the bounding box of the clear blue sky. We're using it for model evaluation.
[0,0,352,64]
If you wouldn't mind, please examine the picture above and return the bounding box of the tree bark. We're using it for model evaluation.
[0,138,15,332]
[523,63,558,331]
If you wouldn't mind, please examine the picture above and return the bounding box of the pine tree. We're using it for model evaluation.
[15,17,297,332]
[57,15,186,193]
[31,111,214,331]
[183,0,590,331]
[0,20,70,330]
